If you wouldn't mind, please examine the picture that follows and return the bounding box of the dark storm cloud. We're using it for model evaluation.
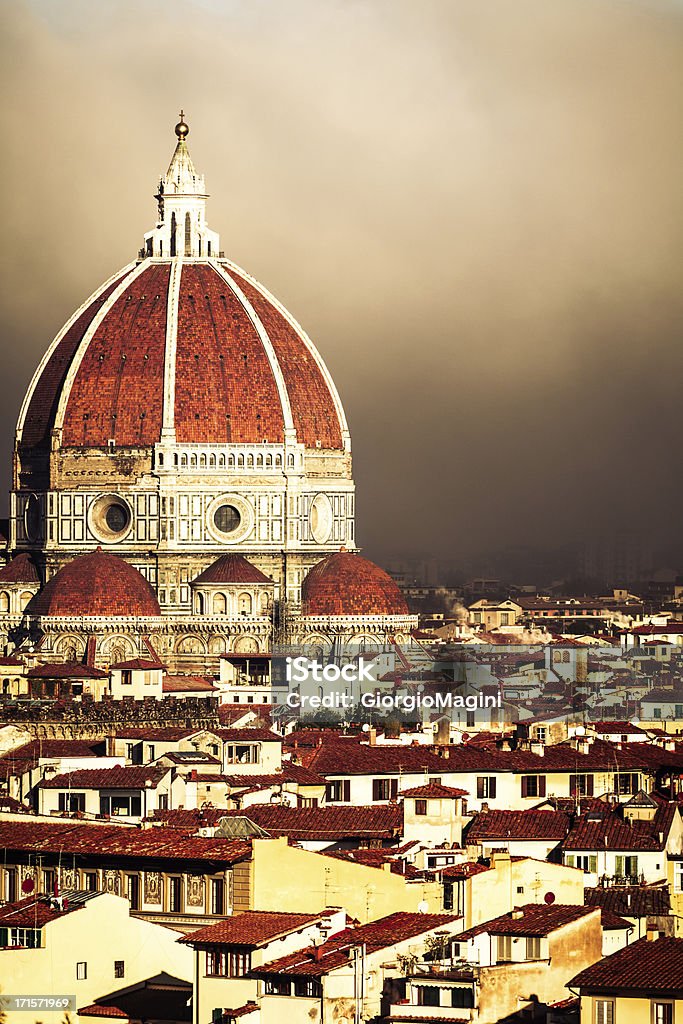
[1,0,682,571]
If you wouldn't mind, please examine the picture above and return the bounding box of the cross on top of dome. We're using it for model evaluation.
[175,109,189,139]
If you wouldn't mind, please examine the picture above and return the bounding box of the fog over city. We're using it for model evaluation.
[2,0,682,574]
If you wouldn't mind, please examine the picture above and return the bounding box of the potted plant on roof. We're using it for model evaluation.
[396,952,418,976]
[424,931,450,972]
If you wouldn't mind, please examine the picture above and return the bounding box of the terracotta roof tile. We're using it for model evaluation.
[217,804,403,841]
[21,272,129,449]
[229,268,343,449]
[456,903,598,940]
[181,910,327,947]
[27,663,108,679]
[570,935,683,991]
[162,675,217,692]
[301,552,409,617]
[78,1005,128,1019]
[251,912,460,977]
[0,553,40,584]
[0,891,95,927]
[192,555,272,585]
[0,820,252,864]
[40,765,169,790]
[563,802,676,851]
[465,810,570,844]
[61,264,170,446]
[29,550,161,617]
[584,885,671,918]
[400,783,468,799]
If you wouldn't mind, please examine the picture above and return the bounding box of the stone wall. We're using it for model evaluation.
[0,695,219,739]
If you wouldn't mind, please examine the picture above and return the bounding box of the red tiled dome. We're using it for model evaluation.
[0,553,40,584]
[29,550,161,617]
[18,260,346,452]
[192,554,272,585]
[301,552,408,617]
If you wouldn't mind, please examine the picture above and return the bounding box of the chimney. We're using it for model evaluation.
[646,927,659,942]
[368,727,377,747]
[511,908,524,920]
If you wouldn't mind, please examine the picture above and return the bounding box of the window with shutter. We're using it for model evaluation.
[595,998,614,1024]
[653,1001,673,1024]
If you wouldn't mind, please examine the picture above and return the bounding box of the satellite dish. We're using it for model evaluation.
[544,891,556,905]
[417,900,429,914]
[362,724,370,732]
[462,732,470,741]
[21,878,35,894]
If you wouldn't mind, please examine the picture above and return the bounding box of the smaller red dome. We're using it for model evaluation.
[301,552,408,617]
[192,554,272,586]
[29,550,161,617]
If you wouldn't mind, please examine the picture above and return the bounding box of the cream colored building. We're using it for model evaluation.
[0,891,192,1024]
[570,934,683,1024]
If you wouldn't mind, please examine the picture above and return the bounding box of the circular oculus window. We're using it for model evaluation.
[24,494,42,542]
[213,504,241,535]
[310,493,333,544]
[206,494,253,544]
[90,494,132,541]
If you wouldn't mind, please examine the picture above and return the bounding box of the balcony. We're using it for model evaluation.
[390,1004,474,1021]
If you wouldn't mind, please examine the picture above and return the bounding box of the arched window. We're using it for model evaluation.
[170,212,177,256]
[213,593,227,615]
[20,592,33,611]
[196,593,205,615]
[0,592,9,613]
[239,592,252,615]
[184,212,192,256]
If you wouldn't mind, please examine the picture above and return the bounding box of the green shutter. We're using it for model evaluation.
[565,855,575,867]
[615,855,624,877]
[589,855,597,873]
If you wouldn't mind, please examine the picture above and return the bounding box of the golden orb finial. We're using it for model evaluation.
[175,109,189,139]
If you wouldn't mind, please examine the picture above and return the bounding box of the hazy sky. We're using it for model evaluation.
[1,0,682,570]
